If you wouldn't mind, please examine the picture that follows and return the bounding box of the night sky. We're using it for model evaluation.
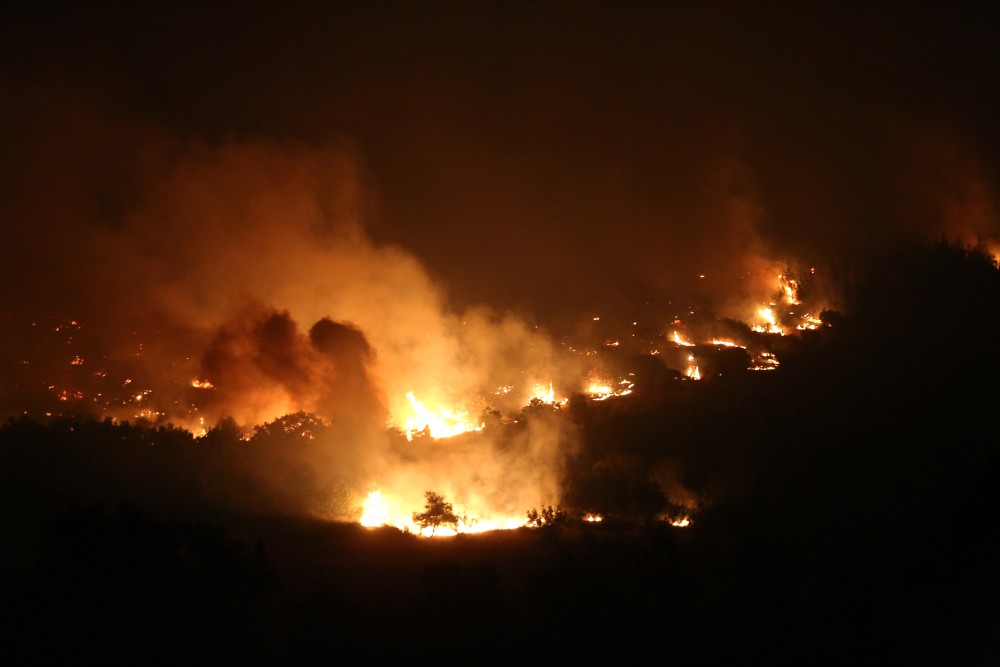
[4,1,998,324]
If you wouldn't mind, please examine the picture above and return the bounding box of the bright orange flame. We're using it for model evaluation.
[360,490,391,528]
[779,274,801,305]
[358,489,525,537]
[752,307,786,335]
[672,331,695,347]
[686,355,701,380]
[528,381,567,406]
[749,351,780,371]
[585,375,634,401]
[402,391,483,440]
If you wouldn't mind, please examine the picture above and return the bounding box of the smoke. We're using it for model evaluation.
[0,80,583,524]
[2,41,998,525]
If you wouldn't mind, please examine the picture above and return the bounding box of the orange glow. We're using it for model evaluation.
[360,490,391,528]
[585,374,634,401]
[796,313,823,330]
[752,307,786,335]
[779,274,801,305]
[401,391,483,440]
[749,351,780,371]
[358,489,525,537]
[529,381,568,406]
[685,355,701,380]
[672,331,695,347]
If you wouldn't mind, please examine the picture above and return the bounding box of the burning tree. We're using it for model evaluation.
[412,491,460,535]
[526,505,567,529]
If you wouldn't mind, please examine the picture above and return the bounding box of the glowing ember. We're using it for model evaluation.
[358,488,524,537]
[749,351,780,371]
[796,313,823,330]
[752,307,786,335]
[585,375,634,401]
[402,391,483,440]
[779,274,801,305]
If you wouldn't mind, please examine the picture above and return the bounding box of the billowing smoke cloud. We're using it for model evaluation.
[0,80,583,524]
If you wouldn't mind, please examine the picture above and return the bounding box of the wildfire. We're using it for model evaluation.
[749,351,780,371]
[752,307,786,335]
[779,274,801,305]
[672,331,696,347]
[358,489,524,537]
[685,355,701,380]
[191,379,215,389]
[401,391,483,440]
[585,375,634,401]
[796,313,823,330]
[360,490,391,528]
[529,381,567,406]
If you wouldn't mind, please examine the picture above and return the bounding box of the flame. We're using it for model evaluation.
[527,381,568,407]
[685,355,701,380]
[585,375,634,401]
[749,351,780,371]
[671,331,695,347]
[190,379,215,389]
[530,382,555,403]
[711,339,744,348]
[752,307,786,335]
[359,489,525,537]
[401,391,483,440]
[795,313,823,330]
[583,513,603,523]
[670,517,691,527]
[360,490,391,528]
[779,274,801,305]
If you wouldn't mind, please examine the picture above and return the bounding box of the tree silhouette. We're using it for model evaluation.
[526,505,567,528]
[412,491,459,535]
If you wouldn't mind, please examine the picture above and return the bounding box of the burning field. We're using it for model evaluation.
[3,2,1000,662]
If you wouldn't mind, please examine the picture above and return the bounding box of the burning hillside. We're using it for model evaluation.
[0,246,838,535]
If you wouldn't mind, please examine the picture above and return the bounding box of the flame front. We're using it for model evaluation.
[359,489,525,537]
[360,490,391,528]
[401,391,483,440]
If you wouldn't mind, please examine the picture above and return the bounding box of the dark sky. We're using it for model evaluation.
[3,1,999,324]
